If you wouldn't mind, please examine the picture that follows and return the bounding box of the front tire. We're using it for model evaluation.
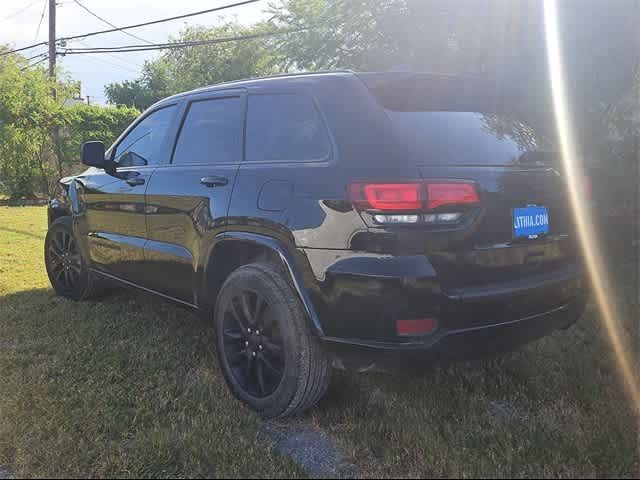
[214,262,331,418]
[44,217,101,301]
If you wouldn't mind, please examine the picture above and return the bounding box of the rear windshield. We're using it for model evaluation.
[360,73,552,166]
[386,111,551,166]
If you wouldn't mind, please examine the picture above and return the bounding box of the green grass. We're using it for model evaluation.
[0,206,637,478]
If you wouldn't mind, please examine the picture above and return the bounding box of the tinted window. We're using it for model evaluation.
[113,105,176,167]
[246,94,330,162]
[172,97,243,165]
[386,111,551,166]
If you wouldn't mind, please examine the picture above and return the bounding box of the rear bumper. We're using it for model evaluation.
[323,294,586,371]
[301,249,588,368]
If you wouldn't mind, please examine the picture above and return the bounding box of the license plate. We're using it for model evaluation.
[512,206,549,239]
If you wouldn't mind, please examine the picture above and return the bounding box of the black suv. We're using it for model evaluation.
[45,71,588,418]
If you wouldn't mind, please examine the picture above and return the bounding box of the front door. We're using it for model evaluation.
[78,104,179,284]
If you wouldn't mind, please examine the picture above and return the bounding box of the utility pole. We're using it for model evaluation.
[48,0,56,98]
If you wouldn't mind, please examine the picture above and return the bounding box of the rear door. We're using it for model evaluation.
[143,90,245,305]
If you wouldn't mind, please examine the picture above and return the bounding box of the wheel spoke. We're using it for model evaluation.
[230,348,249,366]
[54,268,65,281]
[254,294,267,326]
[244,355,254,391]
[49,244,64,258]
[260,353,283,377]
[63,269,71,287]
[241,292,253,326]
[256,361,266,396]
[223,329,244,347]
[229,300,248,332]
[262,337,284,357]
[49,255,63,269]
[53,232,64,252]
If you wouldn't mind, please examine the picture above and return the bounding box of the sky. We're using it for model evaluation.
[0,0,270,103]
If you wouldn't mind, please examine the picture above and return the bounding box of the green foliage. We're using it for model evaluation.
[105,22,281,110]
[0,57,57,198]
[52,104,139,179]
[104,79,154,111]
[0,55,139,198]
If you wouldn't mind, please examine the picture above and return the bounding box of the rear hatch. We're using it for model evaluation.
[357,72,583,291]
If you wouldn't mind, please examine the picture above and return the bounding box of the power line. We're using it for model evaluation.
[70,0,153,45]
[1,0,261,57]
[59,27,309,55]
[24,52,49,62]
[0,42,48,56]
[75,39,144,69]
[21,55,48,71]
[34,0,47,41]
[59,0,261,42]
[3,0,41,20]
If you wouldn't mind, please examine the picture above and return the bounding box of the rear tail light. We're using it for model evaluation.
[426,183,479,210]
[349,180,479,225]
[350,183,424,211]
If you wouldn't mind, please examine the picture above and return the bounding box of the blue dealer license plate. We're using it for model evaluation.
[512,206,549,239]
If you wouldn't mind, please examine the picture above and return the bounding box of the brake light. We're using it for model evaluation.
[349,180,479,213]
[350,183,423,211]
[427,183,479,210]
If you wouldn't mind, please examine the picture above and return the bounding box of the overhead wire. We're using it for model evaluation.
[70,0,153,45]
[1,0,262,57]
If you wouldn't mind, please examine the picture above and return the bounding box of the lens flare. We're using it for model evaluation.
[543,0,640,412]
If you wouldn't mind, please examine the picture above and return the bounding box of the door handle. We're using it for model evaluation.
[126,177,145,187]
[200,176,228,187]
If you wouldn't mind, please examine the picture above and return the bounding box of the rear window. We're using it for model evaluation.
[361,72,552,166]
[386,111,550,166]
[245,94,331,162]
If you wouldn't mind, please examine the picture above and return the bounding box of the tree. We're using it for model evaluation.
[105,21,282,110]
[0,56,58,198]
[0,53,139,198]
[104,80,153,111]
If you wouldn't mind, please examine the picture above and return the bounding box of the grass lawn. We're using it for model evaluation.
[0,206,637,478]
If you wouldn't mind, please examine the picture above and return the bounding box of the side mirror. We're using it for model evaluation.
[81,141,111,170]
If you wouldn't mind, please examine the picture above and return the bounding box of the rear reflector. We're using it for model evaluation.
[396,318,438,336]
[426,183,479,210]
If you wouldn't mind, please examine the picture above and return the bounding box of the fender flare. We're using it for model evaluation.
[215,231,324,336]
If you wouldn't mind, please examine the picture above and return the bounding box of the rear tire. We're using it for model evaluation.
[44,217,103,301]
[214,262,331,418]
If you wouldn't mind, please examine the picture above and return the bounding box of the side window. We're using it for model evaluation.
[113,105,177,168]
[246,94,331,162]
[172,97,243,165]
